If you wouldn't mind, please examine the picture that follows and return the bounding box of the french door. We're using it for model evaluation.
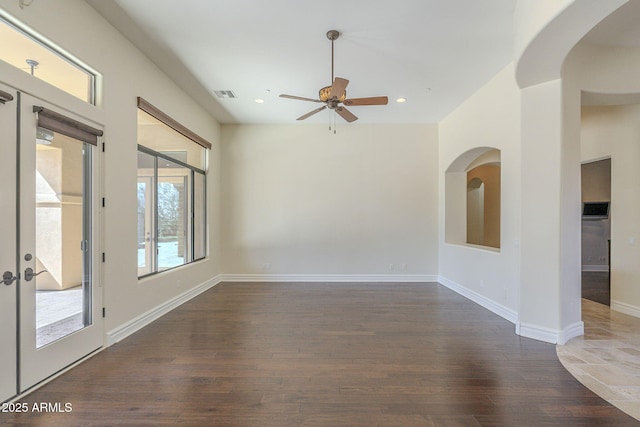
[0,89,103,401]
[0,84,18,402]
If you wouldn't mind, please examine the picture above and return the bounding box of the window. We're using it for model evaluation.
[137,98,210,277]
[0,17,96,103]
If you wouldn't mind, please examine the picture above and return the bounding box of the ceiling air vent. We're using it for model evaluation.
[214,90,236,99]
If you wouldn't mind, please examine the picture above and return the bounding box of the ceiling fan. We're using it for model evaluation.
[279,30,388,123]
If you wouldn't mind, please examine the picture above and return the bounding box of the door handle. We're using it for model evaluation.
[2,271,17,286]
[24,268,47,282]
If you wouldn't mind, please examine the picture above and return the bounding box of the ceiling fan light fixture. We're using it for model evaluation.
[279,29,387,123]
[319,85,346,102]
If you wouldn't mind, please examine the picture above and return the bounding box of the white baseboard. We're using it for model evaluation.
[105,273,591,347]
[437,276,518,324]
[611,300,640,319]
[582,265,609,272]
[106,275,222,346]
[517,321,584,345]
[517,322,560,344]
[558,321,584,345]
[436,276,587,344]
[219,274,438,283]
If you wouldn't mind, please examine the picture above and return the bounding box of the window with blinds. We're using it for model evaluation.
[136,98,209,277]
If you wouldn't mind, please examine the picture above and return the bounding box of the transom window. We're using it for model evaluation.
[0,16,96,104]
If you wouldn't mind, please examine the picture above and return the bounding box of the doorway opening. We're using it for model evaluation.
[580,158,611,306]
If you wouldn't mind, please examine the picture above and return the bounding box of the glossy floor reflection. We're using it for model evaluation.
[581,271,610,306]
[3,283,637,426]
[557,298,640,421]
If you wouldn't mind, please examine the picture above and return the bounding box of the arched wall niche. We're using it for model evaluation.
[445,147,494,174]
[445,147,501,249]
[467,178,485,246]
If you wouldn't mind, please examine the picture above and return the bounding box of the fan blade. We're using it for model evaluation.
[280,94,323,103]
[329,77,349,100]
[344,96,388,106]
[297,105,327,120]
[335,106,358,123]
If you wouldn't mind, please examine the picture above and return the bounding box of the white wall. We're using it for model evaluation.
[0,0,221,336]
[565,41,640,318]
[581,105,640,317]
[438,63,521,321]
[221,123,438,280]
[509,2,640,342]
[508,0,640,345]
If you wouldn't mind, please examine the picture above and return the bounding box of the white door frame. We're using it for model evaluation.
[18,93,103,392]
[0,83,18,402]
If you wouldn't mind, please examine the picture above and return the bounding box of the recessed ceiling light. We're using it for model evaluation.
[255,98,264,103]
[396,97,407,103]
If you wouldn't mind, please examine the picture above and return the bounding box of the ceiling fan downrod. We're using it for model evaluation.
[327,30,339,84]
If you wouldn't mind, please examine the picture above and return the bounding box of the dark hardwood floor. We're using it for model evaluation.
[582,271,611,306]
[2,282,637,426]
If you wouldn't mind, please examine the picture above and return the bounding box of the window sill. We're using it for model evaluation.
[444,242,501,253]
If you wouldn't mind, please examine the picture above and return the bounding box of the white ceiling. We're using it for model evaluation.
[88,0,517,125]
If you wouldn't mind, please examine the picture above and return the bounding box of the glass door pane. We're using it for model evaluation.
[137,152,155,276]
[157,158,190,271]
[34,129,90,348]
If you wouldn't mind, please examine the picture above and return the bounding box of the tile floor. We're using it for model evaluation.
[557,298,640,421]
[36,286,82,328]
